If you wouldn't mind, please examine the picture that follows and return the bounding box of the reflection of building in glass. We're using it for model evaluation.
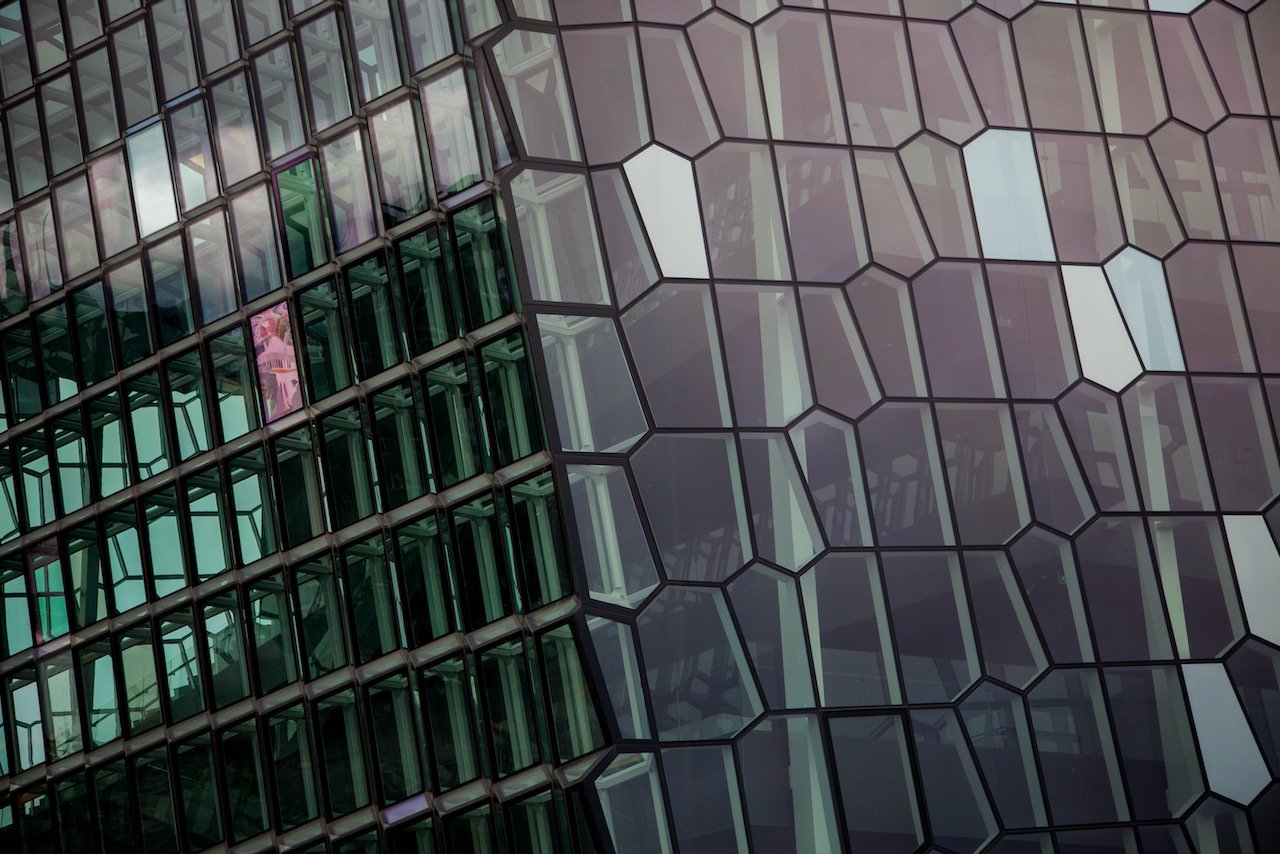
[0,0,1278,851]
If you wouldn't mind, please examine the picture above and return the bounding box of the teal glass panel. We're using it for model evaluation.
[17,433,54,529]
[425,354,486,487]
[0,453,17,542]
[159,609,206,722]
[738,716,842,853]
[4,323,40,419]
[103,508,145,613]
[71,282,114,386]
[481,332,541,465]
[54,774,95,854]
[1,558,32,656]
[29,543,69,640]
[210,326,258,442]
[134,748,179,853]
[509,471,570,609]
[299,278,353,401]
[346,250,405,378]
[202,595,251,709]
[8,669,44,769]
[186,468,231,580]
[320,403,379,528]
[315,688,372,816]
[452,491,516,629]
[80,641,120,748]
[278,158,330,278]
[36,302,77,405]
[52,415,90,515]
[480,638,542,775]
[540,625,604,762]
[372,381,431,508]
[453,197,514,328]
[248,572,299,693]
[108,260,154,366]
[148,235,195,347]
[144,487,187,597]
[342,535,402,664]
[93,761,133,849]
[176,734,223,850]
[393,513,458,646]
[89,392,131,499]
[397,224,461,353]
[40,651,82,760]
[167,350,213,460]
[295,556,349,679]
[367,672,424,804]
[229,447,276,564]
[120,625,162,734]
[423,655,481,789]
[64,528,107,628]
[273,426,326,548]
[220,721,270,842]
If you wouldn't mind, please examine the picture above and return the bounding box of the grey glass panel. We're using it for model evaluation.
[829,714,924,853]
[76,48,117,153]
[882,552,980,703]
[698,143,791,281]
[901,135,980,258]
[1058,383,1141,513]
[322,130,377,254]
[662,746,747,851]
[255,46,306,161]
[114,20,156,128]
[737,716,841,854]
[211,74,262,187]
[845,268,927,397]
[588,616,651,740]
[790,412,873,548]
[594,754,673,854]
[728,564,814,708]
[1029,668,1129,825]
[860,403,953,547]
[637,585,761,740]
[126,125,178,238]
[152,0,197,100]
[1227,640,1280,772]
[963,130,1056,262]
[1183,663,1271,806]
[1164,242,1254,372]
[915,263,1005,398]
[1151,517,1243,659]
[1077,517,1173,661]
[622,283,731,428]
[937,404,1030,545]
[960,683,1048,829]
[1104,666,1201,820]
[777,147,867,283]
[632,434,750,582]
[591,169,657,307]
[370,100,430,226]
[717,285,811,427]
[168,100,217,220]
[491,30,581,161]
[639,28,716,157]
[401,0,453,70]
[801,553,899,706]
[1122,376,1214,512]
[988,264,1077,399]
[740,434,822,572]
[422,67,483,196]
[561,28,648,163]
[89,152,138,259]
[512,169,608,305]
[567,464,659,608]
[832,15,919,146]
[42,75,80,176]
[231,185,283,302]
[536,314,645,453]
[687,12,767,138]
[1014,5,1101,131]
[911,708,998,854]
[854,150,933,277]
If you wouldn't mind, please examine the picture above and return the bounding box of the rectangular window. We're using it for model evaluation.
[210,325,257,442]
[451,492,515,630]
[371,381,430,509]
[55,176,99,280]
[423,68,482,196]
[120,625,162,734]
[229,447,277,565]
[52,416,90,517]
[19,197,62,299]
[211,73,263,186]
[166,350,212,460]
[176,734,223,850]
[231,184,282,301]
[294,556,348,678]
[248,573,297,692]
[41,74,81,176]
[348,0,403,102]
[366,673,424,803]
[88,392,130,499]
[103,507,145,612]
[422,655,480,790]
[401,0,454,71]
[151,0,197,100]
[299,13,353,133]
[254,45,306,160]
[424,355,486,487]
[201,594,250,708]
[342,535,401,664]
[272,426,324,548]
[148,234,194,346]
[143,487,186,597]
[188,210,237,323]
[397,224,460,354]
[278,158,329,278]
[113,20,157,127]
[480,332,541,466]
[159,609,205,722]
[89,152,138,259]
[8,99,45,198]
[298,278,352,401]
[185,467,230,580]
[394,514,457,646]
[453,196,514,328]
[250,302,301,421]
[126,124,178,238]
[170,99,218,212]
[76,48,118,152]
[370,100,430,226]
[345,250,404,378]
[322,130,377,253]
[196,0,239,75]
[36,302,77,406]
[219,721,269,842]
[79,641,120,747]
[319,403,379,529]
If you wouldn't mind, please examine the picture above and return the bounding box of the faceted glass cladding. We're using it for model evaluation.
[0,0,613,852]
[491,0,1280,853]
[0,1,1277,853]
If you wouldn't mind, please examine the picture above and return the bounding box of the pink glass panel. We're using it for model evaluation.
[252,302,302,422]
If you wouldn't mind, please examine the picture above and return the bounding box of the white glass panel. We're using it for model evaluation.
[1062,264,1143,392]
[623,145,709,279]
[963,129,1056,261]
[1183,663,1271,804]
[1223,515,1280,644]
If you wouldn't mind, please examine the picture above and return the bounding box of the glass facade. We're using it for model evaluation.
[0,0,1277,852]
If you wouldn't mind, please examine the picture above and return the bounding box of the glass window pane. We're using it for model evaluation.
[424,355,485,487]
[268,704,320,828]
[211,73,263,186]
[248,573,297,692]
[370,99,430,226]
[273,426,325,548]
[80,642,120,748]
[167,350,212,461]
[300,13,353,132]
[295,556,348,678]
[453,196,514,328]
[219,721,269,842]
[230,448,277,565]
[89,152,138,259]
[231,184,283,302]
[251,302,301,421]
[278,158,329,278]
[479,639,541,775]
[451,492,515,629]
[176,734,223,850]
[349,0,402,101]
[323,130,377,254]
[188,210,237,323]
[343,535,400,663]
[210,326,257,442]
[254,45,306,160]
[371,381,430,509]
[42,75,81,176]
[367,673,423,803]
[422,655,480,789]
[127,124,178,238]
[397,224,459,353]
[830,714,925,852]
[394,515,458,646]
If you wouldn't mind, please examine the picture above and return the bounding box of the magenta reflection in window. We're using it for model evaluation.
[251,302,301,421]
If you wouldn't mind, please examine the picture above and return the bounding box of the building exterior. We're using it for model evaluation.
[0,0,1277,851]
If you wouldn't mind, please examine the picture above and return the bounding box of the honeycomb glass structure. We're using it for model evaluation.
[0,0,1278,852]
